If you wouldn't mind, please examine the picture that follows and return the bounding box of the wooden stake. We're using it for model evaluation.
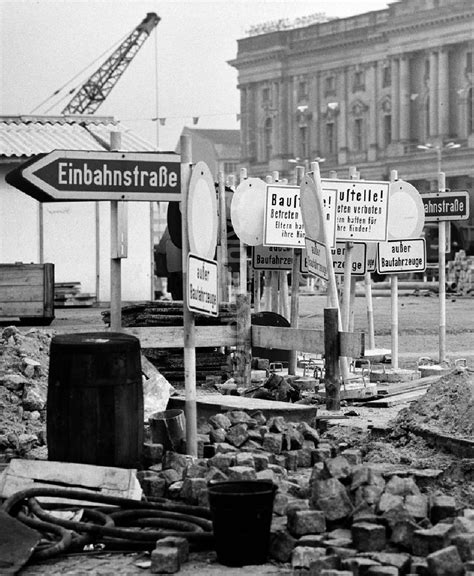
[438,172,447,363]
[288,165,305,375]
[234,294,252,388]
[365,272,375,349]
[254,270,261,312]
[324,307,341,410]
[390,169,399,369]
[217,171,228,304]
[238,169,247,295]
[180,134,198,457]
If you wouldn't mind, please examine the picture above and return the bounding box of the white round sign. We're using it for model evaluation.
[187,161,218,259]
[300,175,323,241]
[230,178,266,246]
[387,180,425,240]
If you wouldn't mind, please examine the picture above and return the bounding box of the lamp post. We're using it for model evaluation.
[417,141,461,175]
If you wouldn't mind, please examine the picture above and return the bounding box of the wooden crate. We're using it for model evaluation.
[0,263,54,324]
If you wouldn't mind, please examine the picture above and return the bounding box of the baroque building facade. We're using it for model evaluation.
[230,0,474,251]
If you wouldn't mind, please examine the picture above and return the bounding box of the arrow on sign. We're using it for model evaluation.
[6,149,181,202]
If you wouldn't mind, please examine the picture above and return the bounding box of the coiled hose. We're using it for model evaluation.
[2,486,214,560]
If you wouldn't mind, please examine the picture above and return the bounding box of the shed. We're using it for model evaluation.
[0,115,161,302]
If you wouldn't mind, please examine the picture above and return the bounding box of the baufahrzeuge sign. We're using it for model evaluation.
[5,150,181,202]
[421,191,470,222]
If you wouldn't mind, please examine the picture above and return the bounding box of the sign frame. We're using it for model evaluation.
[6,149,182,202]
[421,191,470,222]
[187,253,219,317]
[263,183,305,248]
[377,238,426,274]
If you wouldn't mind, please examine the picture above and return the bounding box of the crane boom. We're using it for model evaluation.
[62,12,160,115]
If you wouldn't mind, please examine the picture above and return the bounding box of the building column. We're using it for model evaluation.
[337,68,347,165]
[310,73,319,156]
[399,54,410,141]
[368,62,378,161]
[391,57,400,141]
[429,50,439,137]
[438,47,449,137]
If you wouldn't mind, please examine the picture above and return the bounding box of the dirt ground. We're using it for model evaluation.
[2,291,473,575]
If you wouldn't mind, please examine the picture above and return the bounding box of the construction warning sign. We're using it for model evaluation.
[333,179,390,242]
[187,253,218,317]
[377,238,426,274]
[263,184,305,248]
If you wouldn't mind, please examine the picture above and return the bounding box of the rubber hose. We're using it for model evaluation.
[28,498,114,550]
[4,487,213,546]
[2,487,211,519]
[16,510,72,560]
[109,509,212,532]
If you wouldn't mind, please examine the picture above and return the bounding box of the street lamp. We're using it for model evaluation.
[417,141,461,174]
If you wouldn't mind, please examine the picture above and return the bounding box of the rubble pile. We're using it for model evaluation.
[0,326,50,461]
[138,409,474,575]
[394,369,473,441]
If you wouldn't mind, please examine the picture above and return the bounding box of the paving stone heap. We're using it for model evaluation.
[138,409,474,576]
[0,326,50,461]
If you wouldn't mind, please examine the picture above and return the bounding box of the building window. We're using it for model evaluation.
[384,114,392,146]
[353,118,364,151]
[264,117,272,161]
[298,126,308,159]
[298,81,308,101]
[262,87,270,103]
[467,52,473,74]
[326,122,335,154]
[325,76,336,96]
[353,70,365,92]
[382,65,391,88]
[224,162,238,175]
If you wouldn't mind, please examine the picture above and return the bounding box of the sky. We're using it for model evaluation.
[0,0,391,151]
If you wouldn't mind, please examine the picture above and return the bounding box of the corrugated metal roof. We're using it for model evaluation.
[0,115,157,158]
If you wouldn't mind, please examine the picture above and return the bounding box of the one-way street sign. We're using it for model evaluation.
[421,191,470,222]
[6,149,181,202]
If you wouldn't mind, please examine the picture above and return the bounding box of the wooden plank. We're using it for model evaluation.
[0,267,45,286]
[251,325,324,353]
[363,387,429,407]
[0,285,45,302]
[0,459,142,505]
[0,302,44,316]
[124,318,238,351]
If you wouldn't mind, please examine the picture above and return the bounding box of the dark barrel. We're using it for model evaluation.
[47,332,143,469]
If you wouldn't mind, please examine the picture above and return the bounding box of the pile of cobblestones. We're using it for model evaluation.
[138,409,474,575]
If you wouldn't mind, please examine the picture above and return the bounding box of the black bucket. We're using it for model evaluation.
[149,409,186,453]
[208,480,277,566]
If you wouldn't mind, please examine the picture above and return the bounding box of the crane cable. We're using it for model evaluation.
[29,28,130,115]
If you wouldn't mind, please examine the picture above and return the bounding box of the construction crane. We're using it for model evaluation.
[62,12,160,115]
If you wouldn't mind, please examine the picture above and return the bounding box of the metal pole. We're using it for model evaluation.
[438,171,447,363]
[110,131,122,331]
[390,169,399,369]
[180,135,198,457]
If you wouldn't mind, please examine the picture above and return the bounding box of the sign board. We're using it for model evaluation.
[252,246,293,270]
[264,184,305,247]
[377,238,426,274]
[300,180,337,247]
[305,237,328,281]
[332,242,367,276]
[231,178,266,245]
[332,179,390,242]
[387,180,425,240]
[366,243,377,273]
[421,191,470,222]
[5,150,181,202]
[187,254,218,317]
[187,161,218,260]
